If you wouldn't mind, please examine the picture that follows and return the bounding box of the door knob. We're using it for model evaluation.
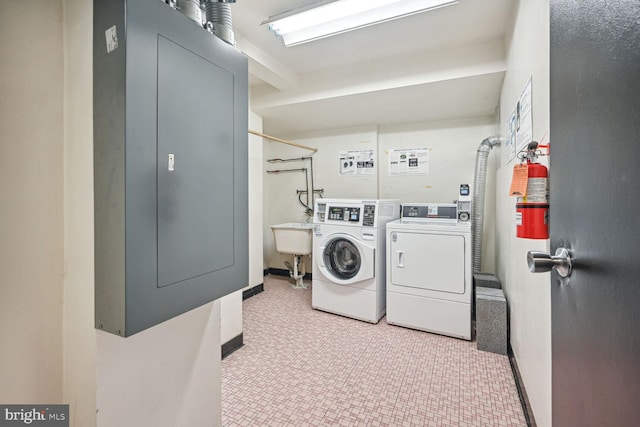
[527,247,573,278]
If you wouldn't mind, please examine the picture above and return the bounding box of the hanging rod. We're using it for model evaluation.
[267,156,313,163]
[249,129,318,153]
[266,168,307,174]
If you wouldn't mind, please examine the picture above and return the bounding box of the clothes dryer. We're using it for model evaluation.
[386,203,472,339]
[312,199,400,323]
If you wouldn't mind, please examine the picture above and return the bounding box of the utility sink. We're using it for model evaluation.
[270,223,314,255]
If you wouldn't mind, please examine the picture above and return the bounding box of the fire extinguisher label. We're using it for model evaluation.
[526,178,548,203]
[516,211,523,226]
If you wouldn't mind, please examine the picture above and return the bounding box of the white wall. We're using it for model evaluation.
[0,0,64,404]
[62,0,97,424]
[496,1,551,426]
[220,111,264,345]
[249,112,265,285]
[96,302,221,427]
[264,120,498,272]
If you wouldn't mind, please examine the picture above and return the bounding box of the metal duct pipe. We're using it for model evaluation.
[175,0,203,24]
[204,0,236,46]
[472,136,500,273]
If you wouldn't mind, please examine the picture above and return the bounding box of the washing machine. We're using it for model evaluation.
[386,203,472,340]
[312,198,400,323]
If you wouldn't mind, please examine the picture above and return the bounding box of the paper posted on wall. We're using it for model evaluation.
[339,150,375,175]
[388,148,430,176]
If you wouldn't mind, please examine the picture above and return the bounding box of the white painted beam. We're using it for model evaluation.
[235,33,299,90]
[251,39,506,111]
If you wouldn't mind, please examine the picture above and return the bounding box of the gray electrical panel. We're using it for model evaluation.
[93,0,248,337]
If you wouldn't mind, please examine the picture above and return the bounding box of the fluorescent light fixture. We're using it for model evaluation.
[263,0,459,47]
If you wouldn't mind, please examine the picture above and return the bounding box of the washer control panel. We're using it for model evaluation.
[362,204,376,227]
[328,206,361,222]
[313,199,400,228]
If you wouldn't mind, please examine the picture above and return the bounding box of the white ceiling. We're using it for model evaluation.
[230,0,517,136]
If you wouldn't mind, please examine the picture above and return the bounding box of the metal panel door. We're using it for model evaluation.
[549,1,640,424]
[390,231,465,294]
[157,35,234,288]
[93,0,248,336]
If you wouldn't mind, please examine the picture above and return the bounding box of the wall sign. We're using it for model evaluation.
[505,108,517,163]
[516,77,533,154]
[504,76,533,164]
[388,147,431,176]
[339,150,375,175]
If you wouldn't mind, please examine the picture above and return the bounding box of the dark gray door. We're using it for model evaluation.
[550,1,640,425]
[156,35,234,288]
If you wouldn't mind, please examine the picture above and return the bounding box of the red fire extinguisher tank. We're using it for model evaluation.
[516,160,549,239]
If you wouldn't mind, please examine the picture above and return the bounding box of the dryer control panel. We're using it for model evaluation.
[401,203,458,224]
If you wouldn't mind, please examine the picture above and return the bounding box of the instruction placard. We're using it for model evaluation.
[388,148,431,176]
[515,77,533,154]
[505,108,517,163]
[339,150,375,175]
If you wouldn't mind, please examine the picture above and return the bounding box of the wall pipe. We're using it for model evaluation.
[266,167,314,213]
[472,136,500,273]
[267,156,324,215]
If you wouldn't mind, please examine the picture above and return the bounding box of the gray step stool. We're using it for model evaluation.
[473,272,502,289]
[476,286,507,355]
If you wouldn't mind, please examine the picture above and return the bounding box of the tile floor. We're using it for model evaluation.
[222,275,527,427]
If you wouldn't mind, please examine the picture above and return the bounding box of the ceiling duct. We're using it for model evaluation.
[165,0,237,46]
[173,0,203,24]
[204,0,237,46]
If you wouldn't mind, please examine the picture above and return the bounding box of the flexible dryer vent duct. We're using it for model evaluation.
[205,0,236,46]
[472,136,500,273]
[175,0,203,23]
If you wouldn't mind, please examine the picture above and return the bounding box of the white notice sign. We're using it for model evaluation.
[515,77,533,154]
[388,148,431,176]
[339,150,375,176]
[505,107,517,163]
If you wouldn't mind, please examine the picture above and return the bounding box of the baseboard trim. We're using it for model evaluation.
[221,333,243,360]
[508,347,537,427]
[268,267,312,281]
[242,283,264,300]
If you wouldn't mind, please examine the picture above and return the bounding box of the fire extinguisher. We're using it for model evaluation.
[516,141,549,239]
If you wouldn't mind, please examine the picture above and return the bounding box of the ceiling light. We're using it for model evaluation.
[263,0,459,47]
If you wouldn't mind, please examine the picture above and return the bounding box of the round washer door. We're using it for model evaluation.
[317,234,375,285]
